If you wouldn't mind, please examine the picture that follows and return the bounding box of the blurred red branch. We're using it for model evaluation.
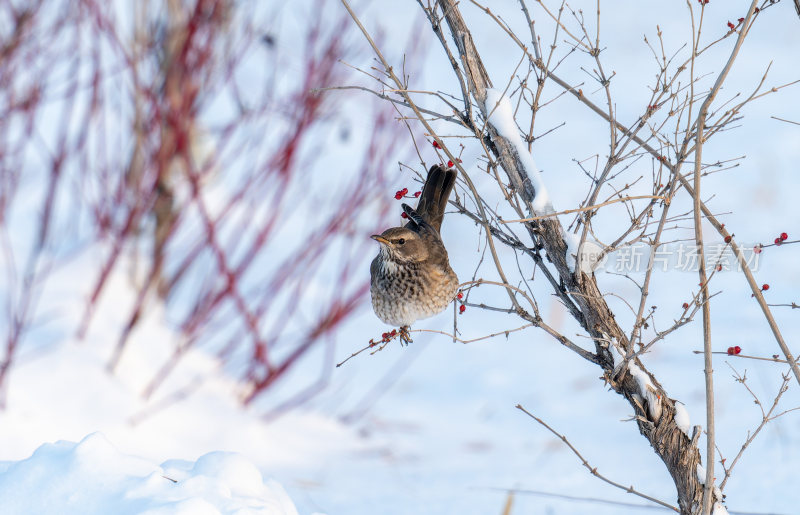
[0,0,420,412]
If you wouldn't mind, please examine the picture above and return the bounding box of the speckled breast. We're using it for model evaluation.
[370,258,459,327]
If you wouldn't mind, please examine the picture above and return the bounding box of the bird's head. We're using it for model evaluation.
[371,227,429,263]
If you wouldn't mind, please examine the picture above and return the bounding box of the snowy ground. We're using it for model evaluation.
[2,1,800,514]
[1,247,797,514]
[0,433,298,515]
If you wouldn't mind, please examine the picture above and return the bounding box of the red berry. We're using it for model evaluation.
[414,191,421,198]
[432,140,440,149]
[724,236,731,243]
[400,212,408,219]
[716,264,722,272]
[682,302,689,309]
[780,232,788,241]
[727,21,735,30]
[727,347,734,355]
[775,238,782,245]
[457,292,463,299]
[447,160,454,167]
[737,17,744,23]
[459,305,466,314]
[734,346,741,355]
[381,332,388,339]
[401,187,408,194]
[762,284,769,291]
[754,245,762,254]
[394,192,403,200]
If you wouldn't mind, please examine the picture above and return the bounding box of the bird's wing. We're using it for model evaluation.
[370,255,380,281]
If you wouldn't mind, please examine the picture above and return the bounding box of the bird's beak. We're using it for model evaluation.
[371,235,389,245]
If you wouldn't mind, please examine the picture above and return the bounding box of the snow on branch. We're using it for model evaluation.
[484,89,553,216]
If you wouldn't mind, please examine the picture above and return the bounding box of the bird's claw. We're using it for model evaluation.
[399,326,413,346]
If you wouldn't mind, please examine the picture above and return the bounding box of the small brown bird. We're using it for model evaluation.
[370,165,459,343]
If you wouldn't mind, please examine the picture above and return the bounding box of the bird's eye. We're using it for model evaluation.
[397,238,405,245]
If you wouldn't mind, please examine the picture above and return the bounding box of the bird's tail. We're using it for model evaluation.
[412,164,457,233]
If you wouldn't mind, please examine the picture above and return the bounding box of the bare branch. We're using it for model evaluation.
[516,404,679,512]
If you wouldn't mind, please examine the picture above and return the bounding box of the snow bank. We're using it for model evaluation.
[484,89,553,215]
[0,432,298,515]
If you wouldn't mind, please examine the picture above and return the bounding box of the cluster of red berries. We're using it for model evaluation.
[774,232,788,245]
[457,291,466,314]
[394,188,422,201]
[432,140,441,149]
[369,329,398,346]
[726,346,742,356]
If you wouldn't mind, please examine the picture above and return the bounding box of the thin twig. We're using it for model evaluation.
[414,324,533,344]
[770,115,800,126]
[691,351,790,364]
[500,195,665,223]
[515,404,679,512]
[719,367,792,490]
